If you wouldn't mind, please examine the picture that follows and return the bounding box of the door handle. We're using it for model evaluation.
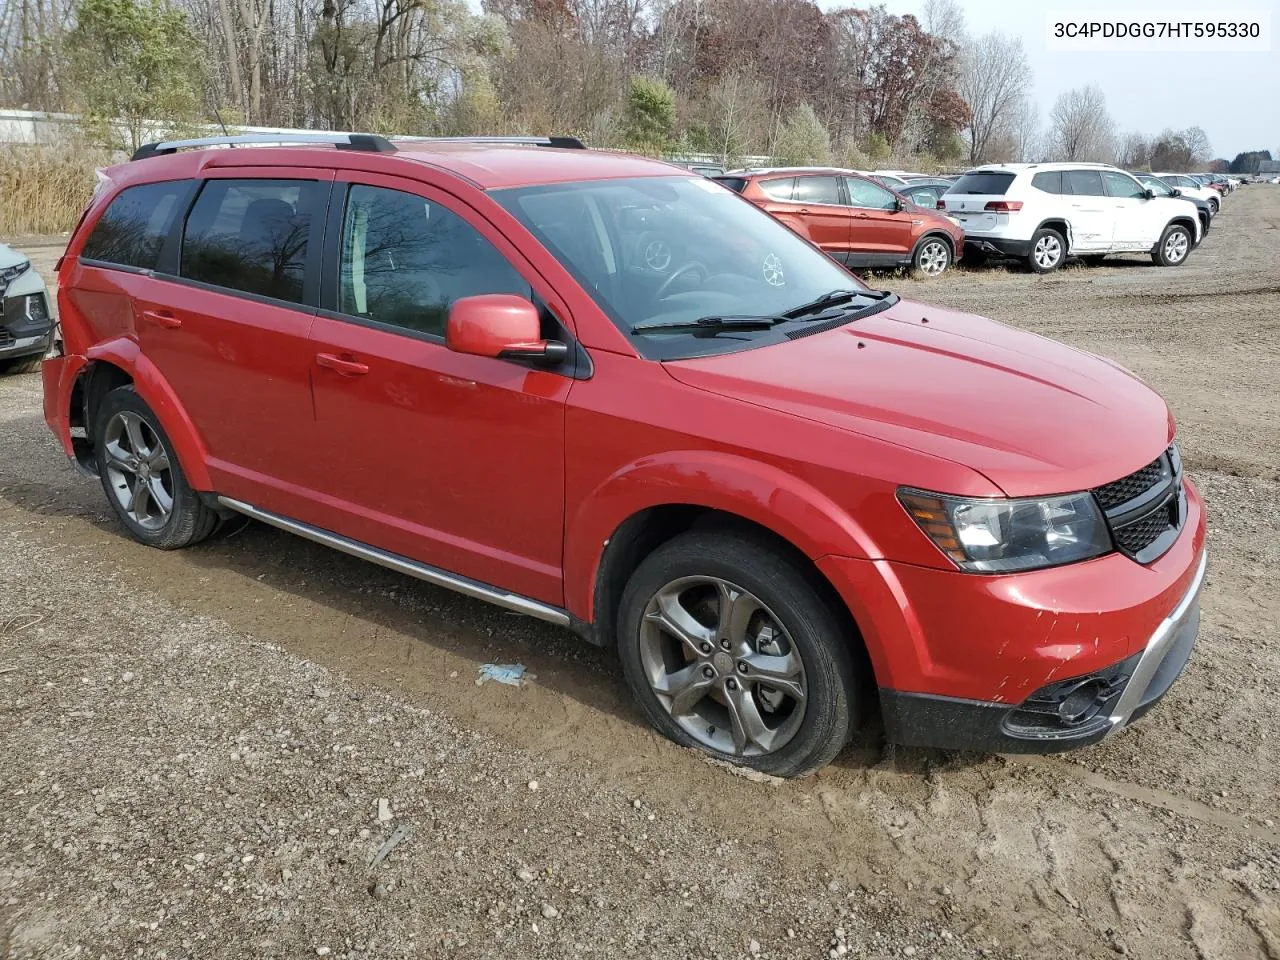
[142,309,181,329]
[316,352,369,376]
[798,208,811,214]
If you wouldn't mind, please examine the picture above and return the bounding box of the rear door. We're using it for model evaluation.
[789,175,851,257]
[304,172,571,605]
[133,169,333,510]
[842,176,912,260]
[1063,170,1113,251]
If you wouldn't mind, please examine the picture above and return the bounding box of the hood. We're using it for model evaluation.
[664,299,1172,497]
[0,242,27,269]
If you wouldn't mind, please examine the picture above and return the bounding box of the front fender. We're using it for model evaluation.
[563,449,879,622]
[80,339,213,490]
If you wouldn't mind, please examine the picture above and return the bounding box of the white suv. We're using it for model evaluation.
[939,163,1202,273]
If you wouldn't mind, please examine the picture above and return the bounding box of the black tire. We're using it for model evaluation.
[0,354,43,375]
[92,385,219,549]
[1027,227,1066,273]
[1207,197,1219,215]
[1079,254,1107,267]
[1151,223,1192,267]
[617,529,861,778]
[911,235,952,277]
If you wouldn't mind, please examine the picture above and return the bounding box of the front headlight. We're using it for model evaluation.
[0,260,30,285]
[898,488,1112,573]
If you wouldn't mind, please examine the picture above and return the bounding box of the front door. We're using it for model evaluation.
[135,170,332,510]
[1101,170,1153,249]
[305,174,571,605]
[843,176,913,263]
[789,175,852,257]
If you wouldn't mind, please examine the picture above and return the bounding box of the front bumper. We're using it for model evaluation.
[879,549,1206,752]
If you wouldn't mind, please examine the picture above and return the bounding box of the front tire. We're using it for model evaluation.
[912,236,952,277]
[1027,228,1066,273]
[1152,223,1192,267]
[92,386,219,549]
[617,529,860,777]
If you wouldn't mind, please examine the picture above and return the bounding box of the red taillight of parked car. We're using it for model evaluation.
[984,200,1024,212]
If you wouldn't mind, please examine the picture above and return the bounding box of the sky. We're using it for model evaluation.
[465,0,1280,160]
[837,0,1280,160]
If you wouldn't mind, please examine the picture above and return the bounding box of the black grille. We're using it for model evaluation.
[1094,456,1167,510]
[1093,445,1184,563]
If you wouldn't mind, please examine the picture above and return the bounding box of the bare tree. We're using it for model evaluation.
[1049,84,1114,162]
[1115,132,1150,169]
[1183,125,1211,166]
[958,31,1031,164]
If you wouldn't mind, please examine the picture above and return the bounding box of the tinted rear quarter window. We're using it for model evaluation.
[949,172,1016,195]
[1031,171,1063,194]
[81,181,193,270]
[1066,170,1106,196]
[713,177,747,194]
[180,179,324,305]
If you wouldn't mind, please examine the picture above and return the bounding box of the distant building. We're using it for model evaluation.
[1258,160,1280,175]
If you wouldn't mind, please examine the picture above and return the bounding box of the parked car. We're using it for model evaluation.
[938,163,1202,272]
[1132,174,1212,241]
[44,132,1206,777]
[0,243,56,374]
[1153,174,1221,214]
[667,161,727,178]
[895,178,954,209]
[865,171,911,190]
[718,167,964,276]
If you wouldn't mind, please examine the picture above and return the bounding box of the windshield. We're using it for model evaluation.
[493,176,872,359]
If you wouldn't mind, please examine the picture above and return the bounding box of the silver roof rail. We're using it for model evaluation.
[131,132,395,161]
[392,135,587,150]
[131,132,586,161]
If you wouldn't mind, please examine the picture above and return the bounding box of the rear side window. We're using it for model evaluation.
[1066,170,1106,196]
[81,180,193,270]
[758,178,795,201]
[712,177,747,193]
[1031,171,1063,194]
[180,179,324,305]
[794,176,841,205]
[949,172,1016,195]
[1103,171,1146,199]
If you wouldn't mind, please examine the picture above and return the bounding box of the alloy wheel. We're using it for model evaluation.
[917,240,950,276]
[1034,235,1062,269]
[1165,231,1189,263]
[638,576,807,757]
[102,410,174,531]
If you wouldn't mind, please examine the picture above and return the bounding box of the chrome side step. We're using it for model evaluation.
[217,497,573,628]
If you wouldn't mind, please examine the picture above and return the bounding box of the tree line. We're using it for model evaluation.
[0,0,1266,170]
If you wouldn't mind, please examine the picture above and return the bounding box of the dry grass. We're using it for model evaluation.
[0,144,110,237]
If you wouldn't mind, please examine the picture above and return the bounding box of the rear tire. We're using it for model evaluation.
[1151,223,1192,267]
[1027,228,1066,273]
[617,529,861,778]
[92,386,219,549]
[0,354,42,375]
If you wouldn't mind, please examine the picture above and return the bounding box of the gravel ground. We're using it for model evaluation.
[2,187,1279,960]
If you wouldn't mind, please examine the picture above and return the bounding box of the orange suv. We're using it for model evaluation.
[718,168,964,277]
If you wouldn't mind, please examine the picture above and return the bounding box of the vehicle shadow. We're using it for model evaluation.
[0,409,973,776]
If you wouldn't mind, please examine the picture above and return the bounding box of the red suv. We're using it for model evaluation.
[43,133,1205,776]
[716,167,965,277]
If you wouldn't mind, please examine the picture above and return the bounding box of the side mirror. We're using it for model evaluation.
[1170,188,1182,197]
[446,294,569,365]
[893,197,904,211]
[1143,188,1155,199]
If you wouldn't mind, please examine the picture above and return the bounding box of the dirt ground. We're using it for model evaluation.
[2,188,1279,960]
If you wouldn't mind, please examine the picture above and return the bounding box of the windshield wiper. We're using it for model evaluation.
[782,288,893,319]
[631,314,785,334]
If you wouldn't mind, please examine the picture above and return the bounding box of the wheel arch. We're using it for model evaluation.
[74,340,213,489]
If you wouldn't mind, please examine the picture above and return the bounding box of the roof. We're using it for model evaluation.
[1258,160,1280,173]
[112,139,683,191]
